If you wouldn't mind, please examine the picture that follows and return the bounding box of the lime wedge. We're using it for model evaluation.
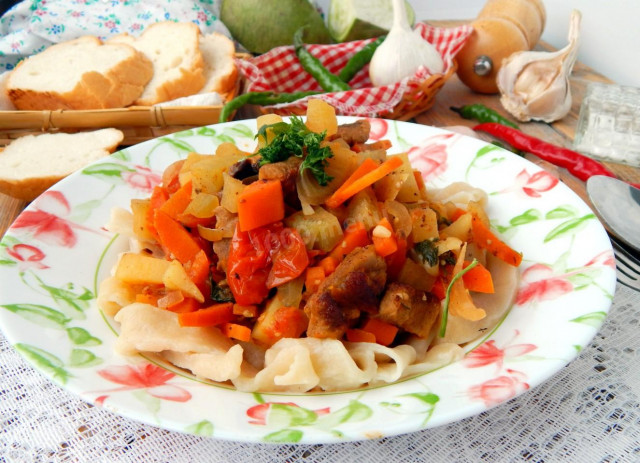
[328,0,415,42]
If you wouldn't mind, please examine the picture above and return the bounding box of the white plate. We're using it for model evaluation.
[0,118,616,443]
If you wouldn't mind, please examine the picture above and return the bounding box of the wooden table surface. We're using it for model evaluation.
[1,40,638,239]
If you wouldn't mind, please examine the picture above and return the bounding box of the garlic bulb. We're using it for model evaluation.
[369,0,444,87]
[497,9,582,123]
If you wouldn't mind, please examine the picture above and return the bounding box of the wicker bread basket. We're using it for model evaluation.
[0,105,229,147]
[257,62,458,122]
[0,54,249,147]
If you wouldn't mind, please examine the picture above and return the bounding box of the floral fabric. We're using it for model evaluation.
[0,0,231,72]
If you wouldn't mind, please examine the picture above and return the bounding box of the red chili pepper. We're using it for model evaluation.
[474,123,640,189]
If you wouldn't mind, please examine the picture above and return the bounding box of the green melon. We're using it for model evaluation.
[220,0,332,54]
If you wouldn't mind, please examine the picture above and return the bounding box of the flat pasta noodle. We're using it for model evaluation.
[162,347,243,383]
[426,181,489,208]
[234,338,374,392]
[97,276,136,317]
[114,303,237,356]
[436,253,519,345]
[402,343,465,377]
[105,207,135,237]
[346,342,416,385]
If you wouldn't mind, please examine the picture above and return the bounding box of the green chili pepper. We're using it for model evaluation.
[293,28,350,93]
[219,91,320,123]
[338,35,385,83]
[451,104,519,129]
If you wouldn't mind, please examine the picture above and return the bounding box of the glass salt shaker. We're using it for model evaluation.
[573,82,640,167]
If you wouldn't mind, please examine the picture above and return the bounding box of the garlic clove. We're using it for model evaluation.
[369,0,444,87]
[497,9,581,123]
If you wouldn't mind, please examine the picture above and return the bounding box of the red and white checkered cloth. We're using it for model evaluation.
[236,23,473,117]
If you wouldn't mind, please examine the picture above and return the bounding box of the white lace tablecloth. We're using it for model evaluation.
[2,283,638,463]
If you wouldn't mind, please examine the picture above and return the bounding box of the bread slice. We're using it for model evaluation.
[109,21,206,105]
[198,32,237,99]
[6,36,153,110]
[0,71,15,110]
[0,129,124,201]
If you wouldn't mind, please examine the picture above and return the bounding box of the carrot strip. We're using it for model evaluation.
[345,328,376,343]
[328,222,371,261]
[462,260,495,293]
[135,293,160,306]
[413,171,427,193]
[146,186,169,240]
[159,180,192,220]
[185,249,211,288]
[325,156,403,208]
[272,306,308,339]
[177,302,234,327]
[305,266,325,294]
[385,237,407,281]
[361,318,399,346]
[237,179,285,231]
[221,323,252,342]
[327,158,378,203]
[449,207,467,222]
[166,297,200,313]
[317,256,338,276]
[470,214,522,266]
[430,277,446,301]
[372,217,398,257]
[154,210,203,264]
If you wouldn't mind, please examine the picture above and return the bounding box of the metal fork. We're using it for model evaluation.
[611,235,640,291]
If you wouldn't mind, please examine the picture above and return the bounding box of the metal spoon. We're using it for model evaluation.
[586,175,640,254]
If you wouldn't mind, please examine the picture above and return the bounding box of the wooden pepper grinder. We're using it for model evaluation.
[455,0,546,94]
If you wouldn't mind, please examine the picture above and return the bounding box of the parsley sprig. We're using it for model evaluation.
[255,116,334,186]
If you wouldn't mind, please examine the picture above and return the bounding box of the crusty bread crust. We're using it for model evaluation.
[198,32,238,100]
[0,176,66,202]
[110,22,206,106]
[7,36,153,110]
[0,129,124,202]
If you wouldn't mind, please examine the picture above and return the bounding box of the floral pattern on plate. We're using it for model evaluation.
[0,118,616,443]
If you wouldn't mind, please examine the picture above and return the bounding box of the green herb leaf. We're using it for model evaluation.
[210,280,235,303]
[256,116,334,186]
[414,239,439,267]
[299,131,334,187]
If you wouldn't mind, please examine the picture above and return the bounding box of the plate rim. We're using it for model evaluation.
[0,117,617,443]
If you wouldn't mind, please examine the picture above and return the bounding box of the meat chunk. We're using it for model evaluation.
[305,245,386,338]
[333,119,371,145]
[212,206,237,272]
[258,156,302,207]
[378,282,440,339]
[258,156,301,185]
[228,157,260,180]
